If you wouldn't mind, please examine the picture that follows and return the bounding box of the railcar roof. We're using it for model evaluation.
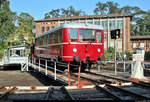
[35,23,103,39]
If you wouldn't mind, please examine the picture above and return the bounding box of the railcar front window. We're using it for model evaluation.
[69,29,77,42]
[96,30,102,43]
[79,29,95,42]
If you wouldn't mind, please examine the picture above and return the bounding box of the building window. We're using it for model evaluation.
[46,26,50,31]
[94,21,100,25]
[109,20,115,30]
[117,20,123,29]
[42,27,45,33]
[148,43,150,48]
[80,21,86,23]
[102,21,108,30]
[104,42,107,49]
[118,41,122,49]
[52,26,55,29]
[133,43,136,48]
[140,43,144,48]
[110,41,114,47]
[87,21,93,24]
[104,34,107,39]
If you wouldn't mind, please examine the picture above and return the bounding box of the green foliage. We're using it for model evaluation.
[0,43,5,59]
[0,50,4,59]
[0,0,16,42]
[104,47,134,61]
[44,6,86,18]
[93,1,150,36]
[124,51,135,60]
[15,12,35,45]
[104,47,115,60]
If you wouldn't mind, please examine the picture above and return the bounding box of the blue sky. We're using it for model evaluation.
[9,0,150,20]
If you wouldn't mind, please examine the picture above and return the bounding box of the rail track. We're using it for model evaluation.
[67,70,150,100]
[1,84,150,101]
[4,61,144,101]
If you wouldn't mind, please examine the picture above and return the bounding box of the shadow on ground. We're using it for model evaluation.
[27,67,64,86]
[0,65,21,70]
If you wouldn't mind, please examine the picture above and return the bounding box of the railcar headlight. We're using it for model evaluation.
[97,48,101,52]
[73,48,77,53]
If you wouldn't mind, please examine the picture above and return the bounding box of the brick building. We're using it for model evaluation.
[130,36,150,52]
[35,14,132,52]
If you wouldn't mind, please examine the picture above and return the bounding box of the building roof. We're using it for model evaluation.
[35,14,132,22]
[131,35,150,40]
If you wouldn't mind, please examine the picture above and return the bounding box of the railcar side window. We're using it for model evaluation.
[96,30,102,43]
[50,33,54,44]
[54,31,57,43]
[79,29,95,42]
[40,38,42,45]
[44,36,47,45]
[69,29,77,42]
[48,34,50,44]
[58,30,62,43]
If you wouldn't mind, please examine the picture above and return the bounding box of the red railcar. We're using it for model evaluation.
[34,23,104,69]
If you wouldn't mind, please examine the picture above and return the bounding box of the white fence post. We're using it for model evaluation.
[39,58,40,71]
[54,61,56,80]
[45,60,47,75]
[27,58,29,71]
[123,59,126,76]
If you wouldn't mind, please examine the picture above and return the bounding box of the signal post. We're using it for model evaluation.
[110,29,120,75]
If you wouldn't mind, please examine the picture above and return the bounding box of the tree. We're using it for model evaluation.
[0,0,6,9]
[66,6,85,16]
[44,6,86,18]
[0,0,16,46]
[94,1,120,14]
[16,12,34,45]
[94,2,107,14]
[106,1,120,14]
[61,8,70,17]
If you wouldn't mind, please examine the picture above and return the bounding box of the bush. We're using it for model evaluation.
[104,47,115,61]
[104,47,135,61]
[104,50,110,61]
[125,51,135,60]
[0,50,4,59]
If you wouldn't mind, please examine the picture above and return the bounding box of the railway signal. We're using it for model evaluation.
[110,29,120,75]
[110,29,120,39]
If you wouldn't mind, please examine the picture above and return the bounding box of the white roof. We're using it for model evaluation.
[36,23,103,39]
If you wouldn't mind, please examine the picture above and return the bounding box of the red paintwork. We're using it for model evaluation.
[34,27,104,62]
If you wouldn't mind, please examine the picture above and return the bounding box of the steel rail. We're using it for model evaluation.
[0,87,17,99]
[84,71,129,82]
[106,84,150,100]
[61,86,75,100]
[45,86,54,100]
[85,71,150,90]
[73,72,150,100]
[96,85,122,100]
[0,86,7,92]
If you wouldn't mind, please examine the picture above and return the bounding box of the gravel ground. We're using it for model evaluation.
[0,70,46,86]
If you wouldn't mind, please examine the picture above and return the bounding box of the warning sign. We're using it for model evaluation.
[132,54,144,61]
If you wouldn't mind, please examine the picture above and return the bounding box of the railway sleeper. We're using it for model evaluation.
[106,84,150,100]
